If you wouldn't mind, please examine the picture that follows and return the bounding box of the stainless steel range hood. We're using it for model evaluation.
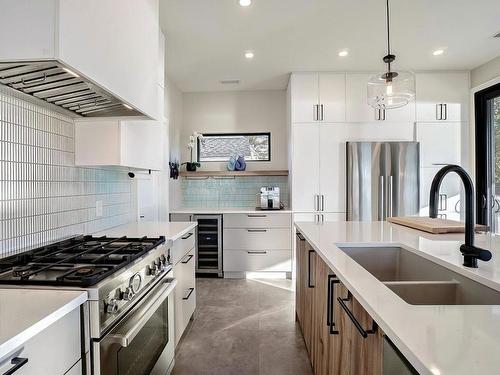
[0,61,143,117]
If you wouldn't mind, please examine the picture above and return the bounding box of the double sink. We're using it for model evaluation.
[339,246,500,305]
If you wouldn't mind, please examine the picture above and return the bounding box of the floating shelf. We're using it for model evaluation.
[179,170,289,178]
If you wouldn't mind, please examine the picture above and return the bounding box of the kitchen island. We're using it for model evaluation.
[295,220,500,375]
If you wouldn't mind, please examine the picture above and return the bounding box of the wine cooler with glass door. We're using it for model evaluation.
[193,214,223,277]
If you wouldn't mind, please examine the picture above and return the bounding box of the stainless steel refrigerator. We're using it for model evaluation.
[346,142,420,221]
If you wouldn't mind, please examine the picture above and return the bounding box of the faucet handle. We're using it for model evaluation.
[460,244,492,268]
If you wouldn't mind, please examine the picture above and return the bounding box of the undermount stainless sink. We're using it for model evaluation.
[339,246,500,305]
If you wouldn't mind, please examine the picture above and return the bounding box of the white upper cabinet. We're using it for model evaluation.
[346,73,415,123]
[415,72,469,122]
[158,31,166,88]
[0,0,161,120]
[416,122,461,167]
[291,124,320,211]
[290,73,345,123]
[319,73,346,122]
[75,119,164,171]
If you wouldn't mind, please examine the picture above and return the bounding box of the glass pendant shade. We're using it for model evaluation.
[367,70,415,110]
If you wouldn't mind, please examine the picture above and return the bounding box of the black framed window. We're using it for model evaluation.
[197,132,271,162]
[474,82,500,231]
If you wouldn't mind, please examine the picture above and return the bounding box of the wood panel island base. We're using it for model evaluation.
[296,233,385,375]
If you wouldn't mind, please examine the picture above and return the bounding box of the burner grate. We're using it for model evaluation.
[0,235,165,287]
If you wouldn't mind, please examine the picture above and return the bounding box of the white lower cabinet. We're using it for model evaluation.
[223,249,291,272]
[222,212,292,277]
[0,307,82,375]
[173,245,196,345]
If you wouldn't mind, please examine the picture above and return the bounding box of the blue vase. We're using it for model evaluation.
[235,155,246,171]
[227,155,237,171]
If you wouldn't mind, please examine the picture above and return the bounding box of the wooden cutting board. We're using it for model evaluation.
[387,216,489,234]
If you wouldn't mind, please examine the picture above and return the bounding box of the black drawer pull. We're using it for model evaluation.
[182,232,194,240]
[307,250,315,288]
[247,214,267,218]
[181,254,194,264]
[3,357,28,375]
[183,287,195,300]
[247,229,267,233]
[327,274,340,335]
[296,232,305,241]
[337,293,377,338]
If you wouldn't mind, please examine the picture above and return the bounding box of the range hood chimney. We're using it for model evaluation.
[0,60,143,117]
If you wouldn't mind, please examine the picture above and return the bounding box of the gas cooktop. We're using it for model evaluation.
[0,235,165,287]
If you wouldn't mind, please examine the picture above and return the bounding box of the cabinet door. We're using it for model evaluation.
[416,122,461,167]
[319,73,346,122]
[291,73,319,123]
[292,124,320,211]
[347,295,383,375]
[295,234,307,325]
[346,73,377,123]
[319,124,347,212]
[384,99,416,123]
[329,282,349,375]
[416,72,469,122]
[300,243,316,354]
[312,254,332,375]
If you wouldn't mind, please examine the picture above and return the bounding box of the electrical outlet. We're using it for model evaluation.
[96,200,103,217]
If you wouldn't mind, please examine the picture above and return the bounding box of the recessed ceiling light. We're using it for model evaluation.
[220,79,240,85]
[244,51,254,59]
[433,49,445,56]
[239,0,252,6]
[123,104,132,110]
[62,67,79,77]
[338,50,349,57]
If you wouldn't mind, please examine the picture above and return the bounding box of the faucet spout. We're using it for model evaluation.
[429,165,492,268]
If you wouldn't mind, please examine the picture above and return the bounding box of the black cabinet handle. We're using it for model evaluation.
[327,274,340,335]
[3,357,28,375]
[307,250,315,288]
[247,229,267,233]
[181,254,194,264]
[182,232,193,240]
[183,287,195,300]
[296,232,305,241]
[337,292,377,339]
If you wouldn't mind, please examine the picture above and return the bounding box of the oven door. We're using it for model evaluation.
[95,275,177,375]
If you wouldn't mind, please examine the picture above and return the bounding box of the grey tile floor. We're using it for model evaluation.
[172,278,313,375]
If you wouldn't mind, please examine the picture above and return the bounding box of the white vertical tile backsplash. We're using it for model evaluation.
[0,86,134,257]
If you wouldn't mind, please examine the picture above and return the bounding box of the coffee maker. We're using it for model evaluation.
[260,187,280,210]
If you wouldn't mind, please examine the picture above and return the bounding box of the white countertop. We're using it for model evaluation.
[95,221,197,243]
[0,289,87,362]
[171,208,292,214]
[294,220,500,375]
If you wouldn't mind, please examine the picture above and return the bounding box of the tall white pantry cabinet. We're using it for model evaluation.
[288,71,469,223]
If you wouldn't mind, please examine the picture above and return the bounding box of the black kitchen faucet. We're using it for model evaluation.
[429,165,492,268]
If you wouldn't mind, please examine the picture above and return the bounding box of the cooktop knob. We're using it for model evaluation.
[121,287,134,301]
[146,265,155,276]
[106,298,119,314]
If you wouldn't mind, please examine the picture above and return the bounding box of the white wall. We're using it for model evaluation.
[166,77,184,211]
[471,55,500,88]
[181,90,287,171]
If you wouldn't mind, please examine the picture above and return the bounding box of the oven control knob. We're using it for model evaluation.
[121,287,134,301]
[105,298,119,314]
[160,255,167,267]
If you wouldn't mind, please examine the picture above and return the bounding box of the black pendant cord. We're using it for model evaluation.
[386,0,391,73]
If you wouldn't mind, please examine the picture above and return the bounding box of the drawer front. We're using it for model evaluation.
[171,230,195,265]
[223,249,292,272]
[223,213,291,229]
[223,228,291,250]
[174,249,196,344]
[0,308,81,375]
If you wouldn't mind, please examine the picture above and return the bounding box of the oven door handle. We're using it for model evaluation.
[107,278,177,347]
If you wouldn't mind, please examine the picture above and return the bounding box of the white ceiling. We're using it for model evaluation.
[160,0,500,92]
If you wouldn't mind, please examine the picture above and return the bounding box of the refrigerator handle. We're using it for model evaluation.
[387,176,393,218]
[379,176,385,221]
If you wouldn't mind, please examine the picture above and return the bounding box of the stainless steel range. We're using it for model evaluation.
[0,235,177,375]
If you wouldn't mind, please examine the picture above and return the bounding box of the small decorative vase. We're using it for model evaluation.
[186,162,197,172]
[235,156,246,171]
[227,155,237,171]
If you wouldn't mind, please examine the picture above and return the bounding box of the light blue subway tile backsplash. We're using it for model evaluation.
[180,176,289,209]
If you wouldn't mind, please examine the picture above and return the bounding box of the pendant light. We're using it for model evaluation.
[367,0,415,109]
